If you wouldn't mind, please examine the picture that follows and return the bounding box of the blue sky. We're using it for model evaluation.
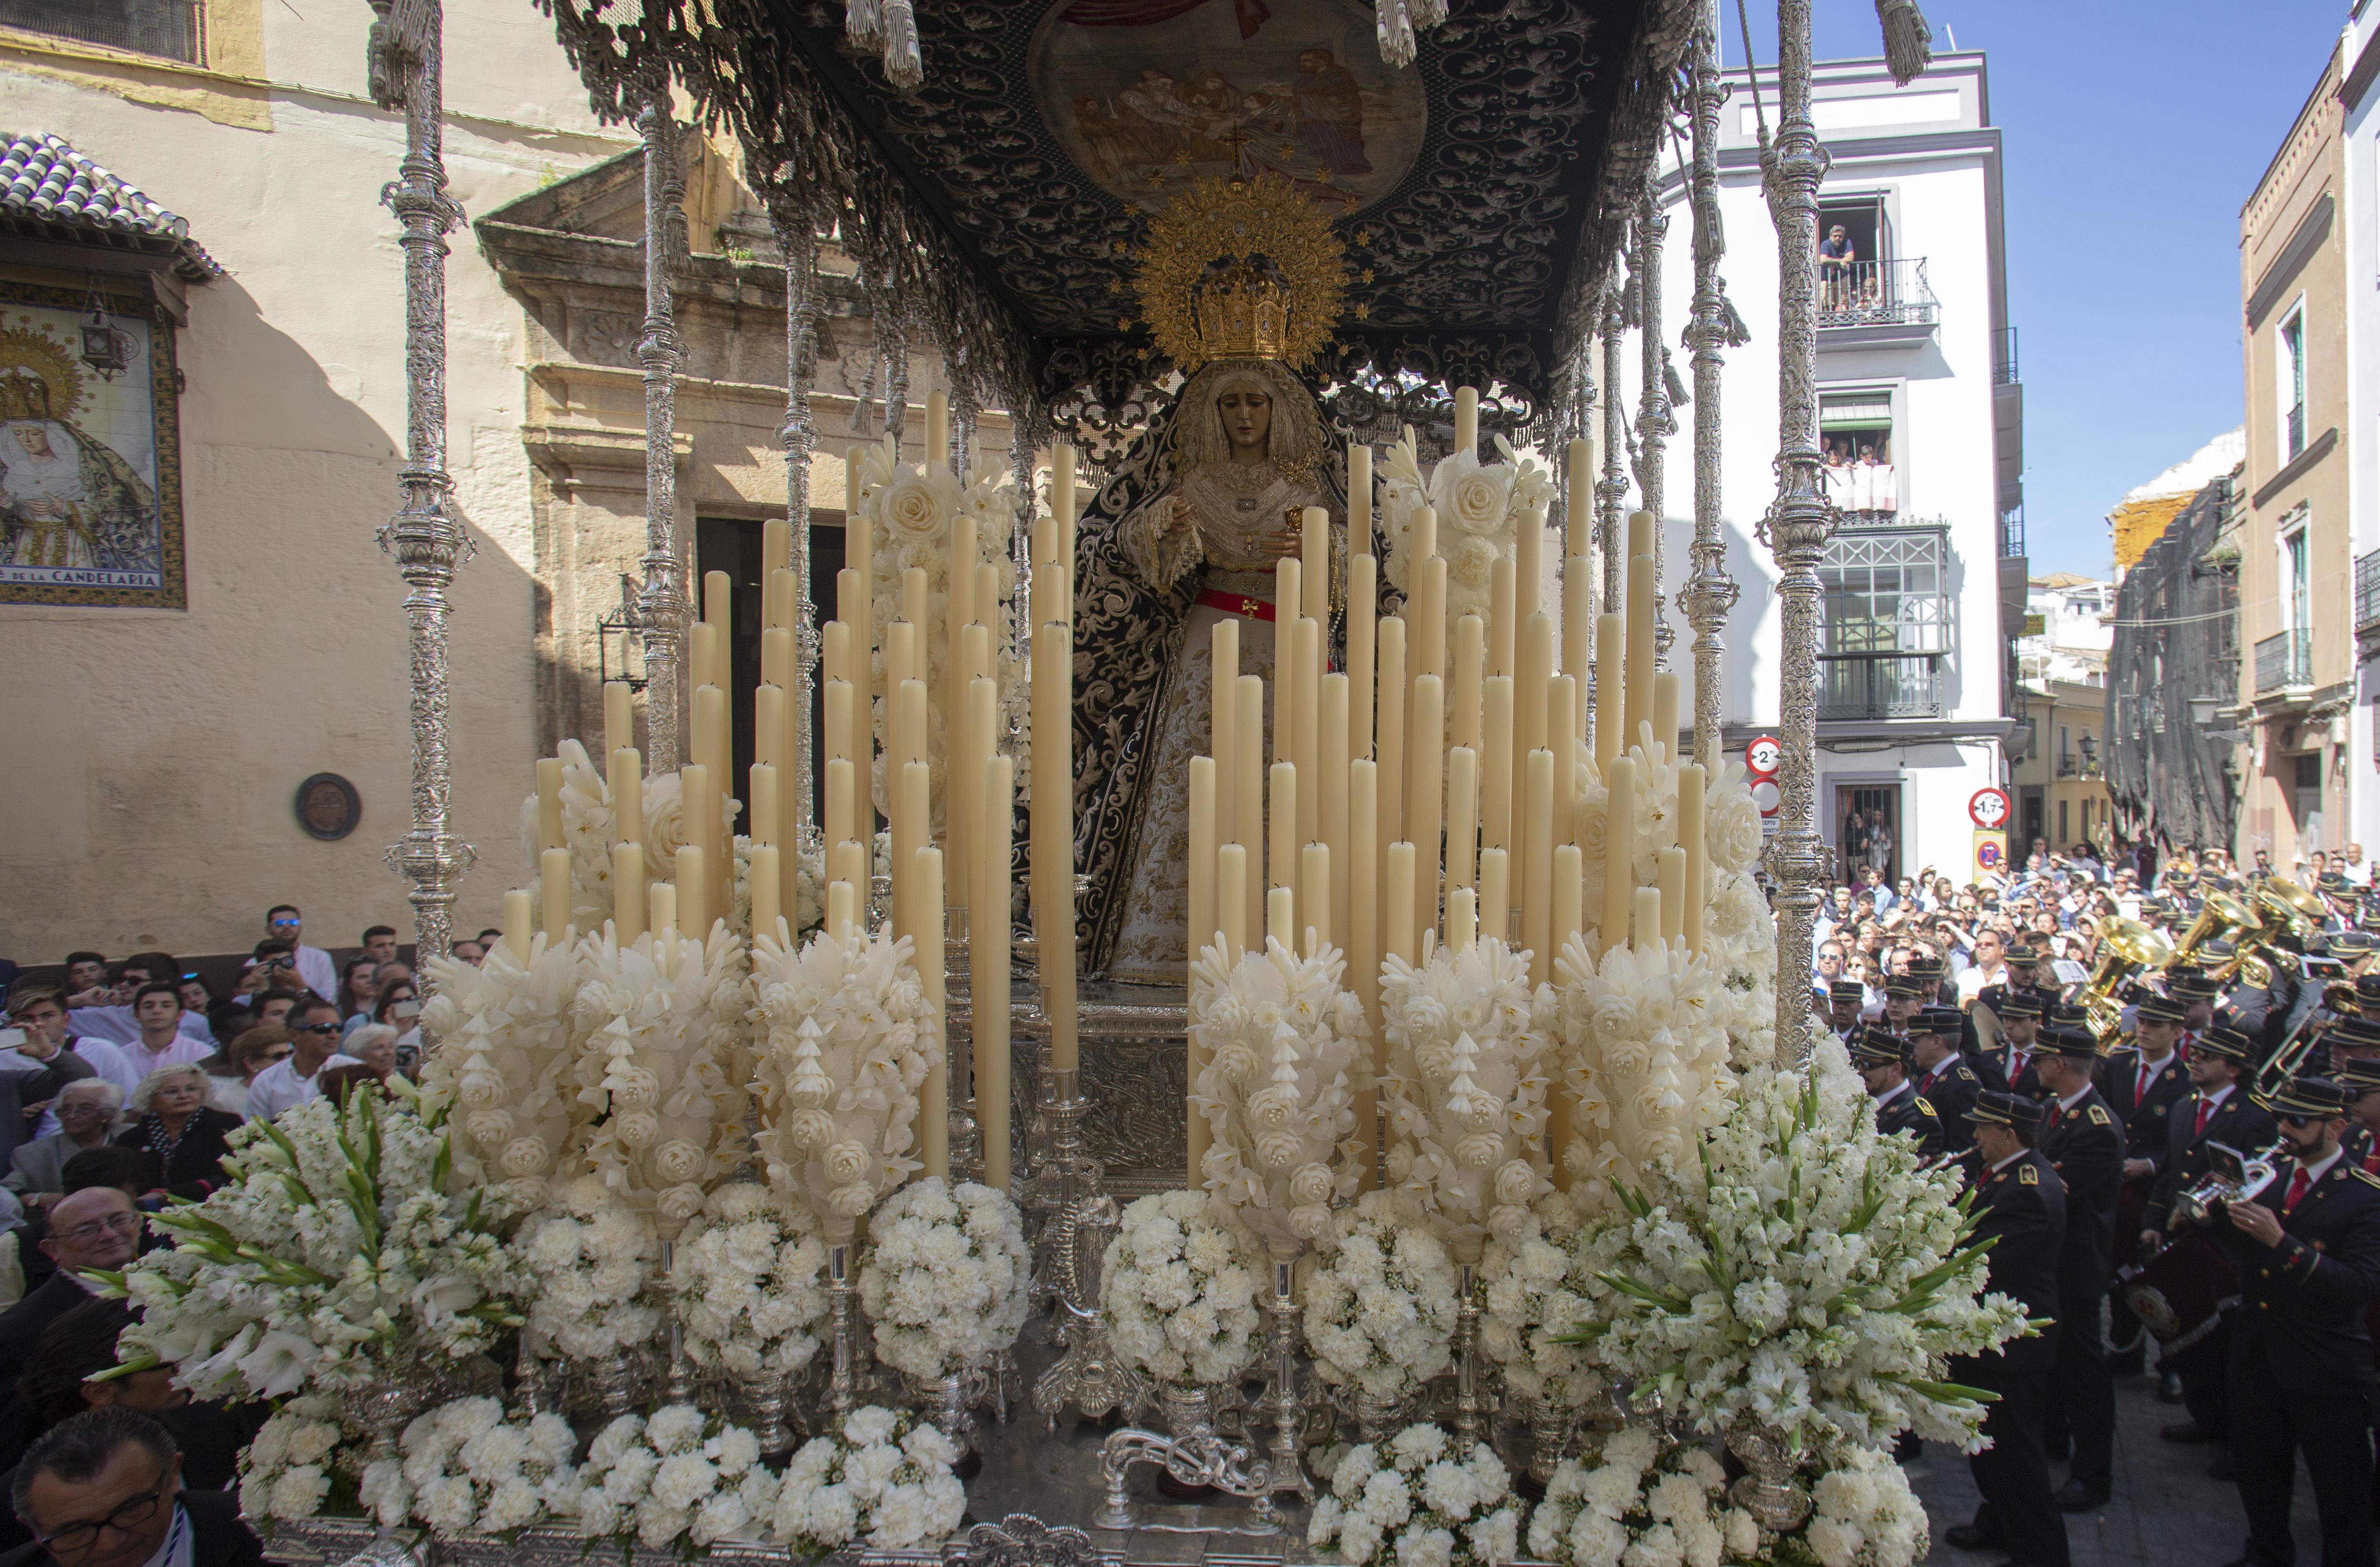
[1728,0,2349,577]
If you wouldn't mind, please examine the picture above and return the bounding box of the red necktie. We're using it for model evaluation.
[2285,1169,2311,1212]
[2195,1097,2214,1137]
[2138,1063,2154,1106]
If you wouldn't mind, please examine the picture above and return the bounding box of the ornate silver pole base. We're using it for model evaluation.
[918,1366,985,1465]
[732,1369,798,1462]
[1726,1423,1812,1530]
[1453,1261,1485,1442]
[1261,1255,1312,1501]
[1028,1067,1149,1429]
[660,1242,697,1406]
[1098,1384,1279,1533]
[825,1239,863,1416]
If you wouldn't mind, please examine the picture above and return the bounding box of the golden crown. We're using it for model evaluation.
[1133,173,1345,371]
[0,325,82,424]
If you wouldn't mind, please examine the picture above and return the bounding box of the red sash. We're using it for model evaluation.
[1195,588,1275,622]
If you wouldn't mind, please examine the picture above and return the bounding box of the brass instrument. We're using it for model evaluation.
[2170,1137,2286,1230]
[2083,917,2174,1038]
[2216,876,2328,990]
[2171,888,2256,968]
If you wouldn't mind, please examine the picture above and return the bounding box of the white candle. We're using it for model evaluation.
[536,759,563,853]
[1348,554,1376,761]
[1517,505,1544,626]
[896,758,929,945]
[927,387,949,472]
[1594,612,1625,767]
[1375,616,1406,848]
[676,843,707,940]
[1522,750,1553,985]
[1448,887,1477,953]
[1601,755,1635,944]
[1189,756,1217,972]
[1658,845,1687,944]
[1302,840,1331,954]
[503,888,534,964]
[1294,615,1322,850]
[1566,438,1593,561]
[1054,444,1079,588]
[761,625,790,690]
[1408,674,1444,933]
[1680,764,1708,954]
[1479,848,1509,944]
[681,763,715,893]
[749,762,779,848]
[1563,557,1593,737]
[1349,441,1372,545]
[827,879,857,943]
[1488,558,1515,680]
[1213,618,1239,879]
[605,681,633,759]
[1302,506,1330,625]
[1635,886,1663,953]
[1413,553,1448,684]
[1482,676,1513,854]
[1454,386,1479,454]
[1350,758,1379,1035]
[649,881,677,942]
[609,747,642,847]
[1624,550,1654,745]
[1652,670,1680,765]
[751,842,783,942]
[1385,840,1417,965]
[1447,746,1478,891]
[1267,885,1296,952]
[1321,673,1350,962]
[1235,674,1266,941]
[1217,842,1249,966]
[849,455,875,767]
[980,755,1014,1190]
[1270,760,1298,914]
[1452,613,1484,751]
[917,843,948,1180]
[612,842,645,943]
[1548,675,1577,849]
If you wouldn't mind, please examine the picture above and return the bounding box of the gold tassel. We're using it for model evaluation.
[1876,0,1934,86]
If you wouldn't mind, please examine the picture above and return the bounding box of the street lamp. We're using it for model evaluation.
[2187,695,2222,727]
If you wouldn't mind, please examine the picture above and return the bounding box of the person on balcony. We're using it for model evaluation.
[1819,223,1855,311]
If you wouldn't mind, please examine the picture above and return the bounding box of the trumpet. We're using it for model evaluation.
[2170,1137,2286,1230]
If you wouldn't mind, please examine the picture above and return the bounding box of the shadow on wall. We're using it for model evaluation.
[1655,510,1777,737]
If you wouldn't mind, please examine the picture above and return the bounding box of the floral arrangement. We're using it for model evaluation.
[1801,1442,1931,1567]
[516,739,618,930]
[1477,1192,1621,1415]
[1100,1189,1264,1387]
[420,935,584,1210]
[1525,1427,1761,1567]
[236,1396,346,1523]
[1562,1040,2030,1454]
[101,1084,522,1402]
[1377,429,1553,626]
[1551,935,1737,1206]
[1301,1190,1462,1404]
[573,923,752,1238]
[669,1182,831,1377]
[1378,937,1556,1262]
[510,1173,663,1362]
[854,432,1018,829]
[551,1405,780,1548]
[857,1176,1032,1380]
[1188,936,1371,1258]
[770,1405,967,1553]
[1308,1423,1523,1567]
[749,923,940,1240]
[356,1396,578,1536]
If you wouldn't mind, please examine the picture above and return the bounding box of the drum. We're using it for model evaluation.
[2112,1177,2151,1275]
[2118,1229,2237,1354]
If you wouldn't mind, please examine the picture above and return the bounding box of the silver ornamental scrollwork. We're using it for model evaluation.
[772,195,822,841]
[1632,177,1673,666]
[1679,11,1741,771]
[637,84,688,767]
[1757,0,1836,1068]
[365,0,474,968]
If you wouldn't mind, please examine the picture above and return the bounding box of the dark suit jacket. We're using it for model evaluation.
[2039,1087,2125,1294]
[0,1491,261,1567]
[2101,1047,2192,1168]
[1912,1056,1981,1153]
[2214,1154,2380,1397]
[1874,1083,1944,1156]
[2144,1087,2279,1232]
[1972,1146,2067,1329]
[0,1275,94,1389]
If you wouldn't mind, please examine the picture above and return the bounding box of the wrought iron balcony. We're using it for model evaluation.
[0,0,199,60]
[2287,403,2307,461]
[2357,548,2380,637]
[2254,628,2311,695]
[1993,327,2020,386]
[1817,257,1939,330]
[1817,653,1944,721]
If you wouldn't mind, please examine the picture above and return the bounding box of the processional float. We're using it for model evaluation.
[133,3,2030,1566]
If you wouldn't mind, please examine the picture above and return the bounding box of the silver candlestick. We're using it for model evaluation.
[824,1238,865,1416]
[1261,1253,1312,1500]
[1029,1069,1148,1427]
[1453,1261,1486,1442]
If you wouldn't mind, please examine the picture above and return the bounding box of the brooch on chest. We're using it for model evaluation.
[1235,498,1259,512]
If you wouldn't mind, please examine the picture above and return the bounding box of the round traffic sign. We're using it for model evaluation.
[1750,778,1781,816]
[1745,736,1782,776]
[1976,838,2004,869]
[1969,787,2011,830]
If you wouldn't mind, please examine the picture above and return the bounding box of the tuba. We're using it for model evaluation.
[2083,918,2174,1039]
[2219,876,2329,990]
[2169,1137,2286,1230]
[2171,888,2256,969]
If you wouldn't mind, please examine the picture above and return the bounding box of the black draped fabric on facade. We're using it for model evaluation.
[2104,471,2242,854]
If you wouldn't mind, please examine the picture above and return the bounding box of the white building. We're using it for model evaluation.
[2019,573,2112,689]
[1657,51,2019,887]
[2334,2,2380,857]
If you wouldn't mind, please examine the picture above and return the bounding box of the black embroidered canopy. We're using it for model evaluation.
[538,0,1697,431]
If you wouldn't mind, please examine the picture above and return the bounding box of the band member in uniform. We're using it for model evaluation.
[1967,941,2047,1061]
[1827,979,1865,1045]
[1994,991,2045,1100]
[2171,967,2222,1039]
[1914,1011,1985,1155]
[2342,1055,2380,1162]
[2034,1026,2125,1512]
[1944,1092,2071,1567]
[1850,1023,1945,1152]
[2105,991,2194,1374]
[2141,1024,2278,1463]
[2210,1075,2380,1567]
[1879,972,1926,1033]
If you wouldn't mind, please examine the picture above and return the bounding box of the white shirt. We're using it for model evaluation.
[2057,1084,2093,1116]
[1989,1147,2027,1175]
[2342,858,2372,887]
[136,1503,193,1567]
[64,1007,210,1047]
[293,944,339,1003]
[2286,1145,2345,1208]
[91,1036,215,1100]
[246,1053,363,1121]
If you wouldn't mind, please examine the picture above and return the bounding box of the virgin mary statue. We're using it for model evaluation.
[1070,355,1344,982]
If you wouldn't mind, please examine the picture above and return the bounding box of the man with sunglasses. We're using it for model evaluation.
[2209,1076,2380,1567]
[260,906,335,1004]
[241,1000,358,1123]
[5,1408,261,1567]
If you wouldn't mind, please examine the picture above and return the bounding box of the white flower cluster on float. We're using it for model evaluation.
[1551,936,1736,1207]
[573,924,751,1238]
[1187,937,1370,1257]
[669,1182,831,1378]
[1301,1190,1462,1403]
[749,924,939,1238]
[553,1405,780,1548]
[419,934,584,1210]
[1525,1427,1761,1567]
[356,1396,578,1536]
[857,1176,1031,1381]
[235,1396,344,1523]
[1802,1442,1930,1567]
[771,1405,967,1554]
[1100,1188,1264,1387]
[516,739,618,930]
[509,1173,662,1362]
[1307,1422,1523,1567]
[1574,1040,2032,1454]
[855,433,1018,828]
[104,1086,522,1402]
[1378,937,1555,1261]
[1377,428,1553,625]
[1477,1192,1623,1413]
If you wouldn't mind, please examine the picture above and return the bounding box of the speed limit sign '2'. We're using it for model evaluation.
[1745,735,1782,817]
[1968,787,2011,831]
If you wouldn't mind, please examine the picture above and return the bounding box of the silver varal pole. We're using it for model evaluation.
[1760,0,1835,1067]
[771,196,821,841]
[638,84,688,767]
[1596,285,1629,614]
[366,0,474,962]
[1634,177,1672,665]
[1681,10,1741,770]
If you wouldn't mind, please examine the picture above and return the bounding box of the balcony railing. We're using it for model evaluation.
[0,0,200,60]
[1818,653,1944,721]
[1993,327,2019,385]
[2254,628,2312,694]
[2287,403,2307,461]
[1817,257,1939,330]
[1999,503,2026,558]
[2056,755,2077,778]
[2357,548,2380,635]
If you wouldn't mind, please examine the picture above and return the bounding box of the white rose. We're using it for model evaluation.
[880,471,950,544]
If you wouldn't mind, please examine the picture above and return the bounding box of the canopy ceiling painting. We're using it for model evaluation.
[538,0,1702,432]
